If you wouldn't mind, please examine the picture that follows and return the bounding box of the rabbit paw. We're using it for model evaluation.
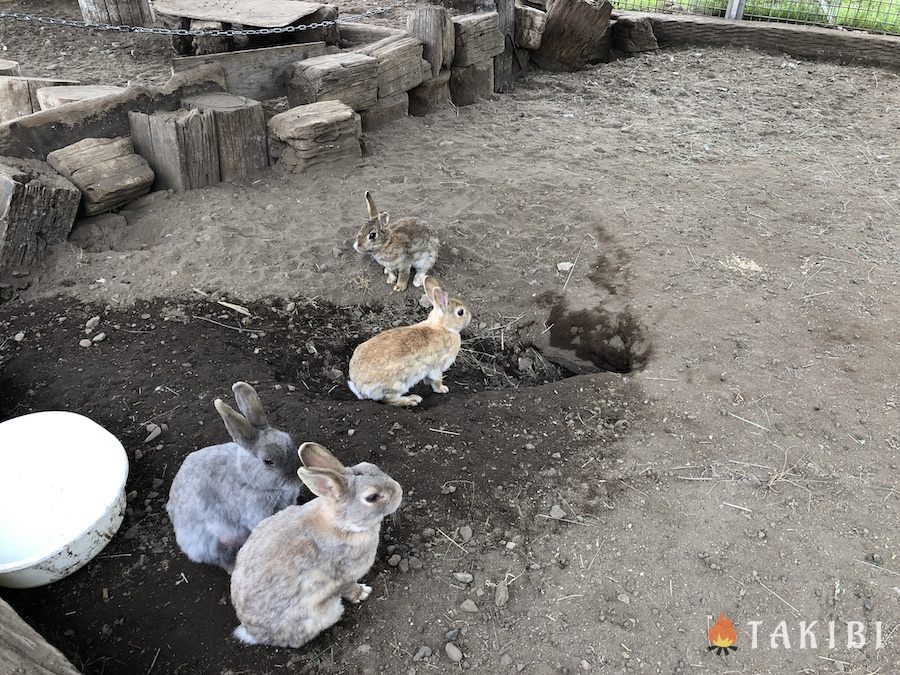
[393,280,409,292]
[412,272,426,288]
[386,272,397,285]
[357,584,372,602]
[433,384,449,394]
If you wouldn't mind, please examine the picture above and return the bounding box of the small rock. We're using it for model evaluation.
[452,572,474,584]
[79,339,93,348]
[445,643,463,662]
[144,423,162,443]
[399,558,410,573]
[13,331,25,342]
[134,448,143,460]
[408,556,423,570]
[347,428,356,436]
[459,525,473,542]
[355,644,371,654]
[422,528,435,538]
[413,646,432,661]
[388,554,402,567]
[445,629,460,641]
[549,505,566,520]
[617,593,631,605]
[557,262,574,273]
[285,302,296,313]
[460,599,479,613]
[92,332,106,343]
[500,654,513,667]
[85,316,101,330]
[494,578,509,607]
[580,659,591,671]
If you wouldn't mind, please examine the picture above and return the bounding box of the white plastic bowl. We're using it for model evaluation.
[0,411,129,589]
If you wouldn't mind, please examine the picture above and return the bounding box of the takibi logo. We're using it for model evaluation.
[708,613,738,655]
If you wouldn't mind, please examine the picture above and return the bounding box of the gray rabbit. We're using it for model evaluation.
[166,382,302,573]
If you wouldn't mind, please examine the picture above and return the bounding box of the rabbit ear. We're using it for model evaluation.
[365,191,379,219]
[381,212,390,227]
[423,276,440,305]
[299,442,345,472]
[298,467,346,500]
[432,287,449,313]
[232,382,268,428]
[214,398,258,448]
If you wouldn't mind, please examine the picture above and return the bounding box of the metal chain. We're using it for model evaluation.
[0,6,394,37]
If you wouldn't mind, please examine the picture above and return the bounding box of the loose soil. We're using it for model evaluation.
[2,2,900,674]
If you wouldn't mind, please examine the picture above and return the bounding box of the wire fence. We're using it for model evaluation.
[613,0,900,34]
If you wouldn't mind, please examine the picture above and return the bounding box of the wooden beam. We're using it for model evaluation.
[0,598,81,675]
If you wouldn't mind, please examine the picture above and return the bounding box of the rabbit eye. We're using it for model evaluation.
[456,308,465,317]
[368,232,377,240]
[365,493,380,503]
[263,457,274,466]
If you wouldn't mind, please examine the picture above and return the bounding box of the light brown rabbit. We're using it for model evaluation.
[353,191,439,292]
[347,276,472,406]
[230,442,402,648]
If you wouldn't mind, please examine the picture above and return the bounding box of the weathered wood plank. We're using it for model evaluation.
[36,85,125,111]
[128,109,220,192]
[452,12,505,68]
[623,11,900,69]
[356,36,426,99]
[47,137,154,215]
[77,0,152,25]
[152,0,323,27]
[339,22,405,46]
[0,60,21,77]
[0,77,80,123]
[493,0,516,91]
[450,60,494,105]
[172,43,327,100]
[408,69,451,116]
[0,598,82,675]
[288,53,378,111]
[515,4,546,50]
[360,91,408,132]
[183,92,268,181]
[0,157,81,278]
[532,0,612,71]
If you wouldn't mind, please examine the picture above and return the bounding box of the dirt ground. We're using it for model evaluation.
[2,2,900,674]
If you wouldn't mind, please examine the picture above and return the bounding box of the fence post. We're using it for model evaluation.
[725,0,746,20]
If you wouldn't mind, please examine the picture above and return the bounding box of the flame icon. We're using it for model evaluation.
[708,613,738,655]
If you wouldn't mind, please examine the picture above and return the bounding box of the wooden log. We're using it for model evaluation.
[356,36,426,99]
[47,137,154,215]
[449,60,494,106]
[407,6,455,79]
[172,43,327,100]
[515,4,546,50]
[452,12,505,68]
[514,46,531,77]
[69,213,128,252]
[493,0,516,91]
[613,16,658,52]
[0,65,226,162]
[182,92,268,181]
[36,85,125,111]
[532,0,612,71]
[0,598,82,675]
[191,20,230,56]
[267,100,361,173]
[338,23,406,47]
[0,60,20,77]
[0,157,81,278]
[407,69,451,117]
[0,77,80,123]
[288,53,378,111]
[128,109,220,192]
[77,0,153,26]
[360,92,408,132]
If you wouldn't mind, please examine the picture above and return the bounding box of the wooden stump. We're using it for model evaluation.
[267,100,361,173]
[182,92,268,181]
[36,85,125,111]
[515,4,546,50]
[0,157,81,278]
[493,0,516,91]
[47,137,154,215]
[532,0,612,71]
[407,6,455,79]
[356,36,426,99]
[288,53,378,112]
[128,109,220,192]
[77,0,153,26]
[0,60,20,77]
[0,77,80,123]
[452,13,505,68]
[360,92,408,132]
[450,60,494,106]
[408,70,451,117]
[172,43,328,100]
[613,16,659,53]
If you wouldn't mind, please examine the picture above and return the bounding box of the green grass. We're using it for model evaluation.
[613,0,900,34]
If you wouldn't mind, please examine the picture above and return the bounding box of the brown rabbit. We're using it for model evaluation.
[348,276,472,406]
[353,191,439,292]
